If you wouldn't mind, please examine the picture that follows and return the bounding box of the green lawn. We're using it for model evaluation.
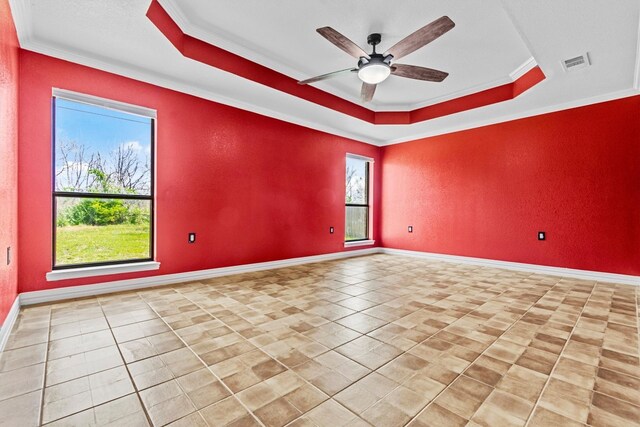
[56,223,150,266]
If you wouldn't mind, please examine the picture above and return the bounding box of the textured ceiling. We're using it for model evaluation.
[9,0,640,144]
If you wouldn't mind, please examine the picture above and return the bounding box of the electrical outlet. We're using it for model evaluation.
[408,226,413,233]
[6,247,10,265]
[329,227,334,234]
[538,231,546,241]
[188,233,196,243]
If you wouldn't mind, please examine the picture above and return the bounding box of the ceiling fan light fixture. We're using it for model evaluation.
[358,62,391,84]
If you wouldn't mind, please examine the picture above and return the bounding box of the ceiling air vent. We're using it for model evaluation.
[562,53,590,72]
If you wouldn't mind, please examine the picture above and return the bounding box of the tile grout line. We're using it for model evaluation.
[179,262,510,426]
[95,297,155,427]
[172,277,399,426]
[137,289,268,427]
[403,272,563,426]
[343,268,539,423]
[170,282,366,426]
[174,268,448,425]
[521,280,599,427]
[269,262,544,425]
[38,307,53,426]
[5,257,635,426]
[331,268,536,424]
[281,263,543,425]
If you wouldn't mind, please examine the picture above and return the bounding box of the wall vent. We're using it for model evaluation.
[562,53,590,72]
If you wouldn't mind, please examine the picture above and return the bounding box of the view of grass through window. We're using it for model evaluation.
[345,156,369,241]
[54,97,153,267]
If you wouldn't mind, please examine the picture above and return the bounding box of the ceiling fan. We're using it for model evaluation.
[298,16,455,102]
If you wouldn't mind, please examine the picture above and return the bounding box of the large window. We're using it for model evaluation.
[53,92,155,269]
[345,155,371,242]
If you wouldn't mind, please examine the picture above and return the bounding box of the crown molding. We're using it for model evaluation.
[8,0,32,44]
[379,57,538,112]
[20,37,382,145]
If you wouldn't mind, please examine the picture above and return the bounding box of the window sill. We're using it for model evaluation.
[46,261,160,281]
[344,239,375,248]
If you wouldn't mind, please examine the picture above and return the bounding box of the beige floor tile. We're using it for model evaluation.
[433,375,493,420]
[253,397,301,427]
[46,345,123,386]
[538,378,592,423]
[49,317,109,341]
[199,396,253,426]
[139,380,196,426]
[284,383,328,413]
[5,327,49,350]
[166,412,208,427]
[306,399,359,427]
[528,407,585,427]
[46,394,148,427]
[88,366,135,406]
[48,330,115,360]
[588,392,640,427]
[42,377,93,424]
[0,362,45,402]
[409,403,467,427]
[128,356,174,390]
[0,389,42,427]
[335,313,387,334]
[0,255,637,427]
[175,368,230,409]
[361,400,411,427]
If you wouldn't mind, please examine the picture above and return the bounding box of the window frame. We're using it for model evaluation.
[51,90,156,270]
[345,154,373,243]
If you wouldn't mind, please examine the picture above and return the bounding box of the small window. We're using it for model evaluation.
[52,93,155,269]
[345,155,371,241]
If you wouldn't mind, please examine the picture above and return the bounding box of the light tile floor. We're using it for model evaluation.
[0,254,638,426]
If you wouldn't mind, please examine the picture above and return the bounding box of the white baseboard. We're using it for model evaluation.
[381,248,640,286]
[0,295,21,353]
[20,248,380,306]
[13,245,639,314]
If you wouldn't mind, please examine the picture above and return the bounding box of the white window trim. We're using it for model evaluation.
[52,88,157,119]
[47,261,160,281]
[51,89,158,277]
[345,153,374,243]
[344,239,376,248]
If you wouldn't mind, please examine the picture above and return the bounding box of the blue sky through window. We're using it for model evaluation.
[346,156,367,204]
[54,98,152,194]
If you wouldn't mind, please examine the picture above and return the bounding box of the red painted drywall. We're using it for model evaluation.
[18,51,381,293]
[381,95,640,275]
[0,0,19,324]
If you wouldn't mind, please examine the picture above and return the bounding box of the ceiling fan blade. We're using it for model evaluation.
[384,16,455,60]
[361,83,377,102]
[317,27,370,59]
[391,64,449,82]
[298,68,357,85]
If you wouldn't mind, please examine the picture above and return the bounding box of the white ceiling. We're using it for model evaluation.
[10,0,640,145]
[172,0,533,110]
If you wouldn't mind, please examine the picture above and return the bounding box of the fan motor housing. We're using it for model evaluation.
[367,33,382,47]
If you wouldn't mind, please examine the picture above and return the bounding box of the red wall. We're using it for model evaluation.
[18,51,380,293]
[381,95,640,275]
[0,0,19,324]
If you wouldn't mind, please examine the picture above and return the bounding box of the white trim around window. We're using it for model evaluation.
[52,88,157,119]
[344,239,375,248]
[47,261,161,281]
[345,153,374,243]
